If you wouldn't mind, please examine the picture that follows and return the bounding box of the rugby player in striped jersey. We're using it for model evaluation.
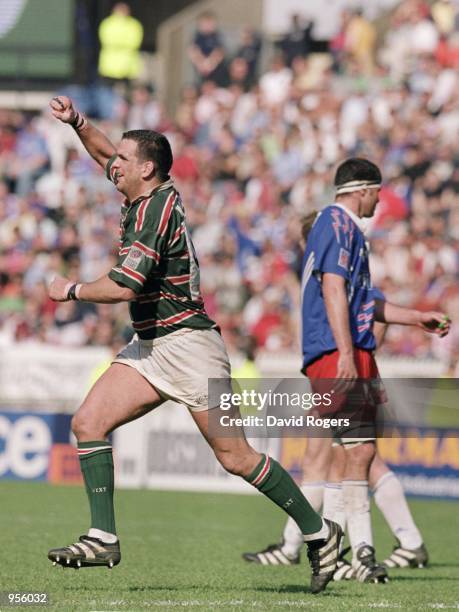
[45,95,342,593]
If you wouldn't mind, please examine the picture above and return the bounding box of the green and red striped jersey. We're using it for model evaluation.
[106,157,217,339]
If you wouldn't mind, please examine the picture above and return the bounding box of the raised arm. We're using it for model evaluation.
[374,298,450,338]
[322,272,358,381]
[49,96,116,169]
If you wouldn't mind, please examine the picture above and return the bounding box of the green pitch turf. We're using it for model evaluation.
[1,482,458,611]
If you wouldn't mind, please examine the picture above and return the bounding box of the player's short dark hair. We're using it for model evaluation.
[122,130,173,181]
[334,157,382,188]
[301,210,319,244]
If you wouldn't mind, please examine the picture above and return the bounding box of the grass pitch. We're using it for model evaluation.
[1,482,458,611]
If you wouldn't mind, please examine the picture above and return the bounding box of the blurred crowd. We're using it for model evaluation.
[0,0,458,373]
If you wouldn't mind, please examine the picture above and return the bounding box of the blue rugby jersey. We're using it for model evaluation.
[301,204,377,368]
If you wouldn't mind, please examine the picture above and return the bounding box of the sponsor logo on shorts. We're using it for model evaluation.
[193,394,208,406]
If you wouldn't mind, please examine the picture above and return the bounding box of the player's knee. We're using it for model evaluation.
[303,438,332,479]
[71,412,82,438]
[345,440,376,468]
[303,451,331,479]
[71,409,106,441]
[328,444,346,481]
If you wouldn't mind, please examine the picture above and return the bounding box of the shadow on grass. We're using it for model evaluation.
[390,575,459,582]
[251,584,341,597]
[120,584,343,598]
[55,577,348,598]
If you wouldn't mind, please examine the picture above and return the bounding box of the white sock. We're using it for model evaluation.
[323,483,346,531]
[88,528,118,543]
[373,471,423,549]
[281,481,324,558]
[342,480,373,560]
[303,519,329,543]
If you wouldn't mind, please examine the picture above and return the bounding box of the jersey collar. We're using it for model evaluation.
[128,178,175,207]
[333,202,367,232]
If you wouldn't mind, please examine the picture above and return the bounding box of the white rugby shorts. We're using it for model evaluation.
[113,327,231,412]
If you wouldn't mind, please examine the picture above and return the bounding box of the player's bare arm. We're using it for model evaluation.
[322,272,358,381]
[49,95,116,168]
[374,299,450,338]
[373,321,388,348]
[48,274,135,304]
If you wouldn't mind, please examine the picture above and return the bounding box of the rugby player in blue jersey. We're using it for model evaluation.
[243,158,450,582]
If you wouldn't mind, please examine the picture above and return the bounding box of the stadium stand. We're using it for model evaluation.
[0,0,458,377]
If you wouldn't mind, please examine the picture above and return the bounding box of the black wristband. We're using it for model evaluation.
[67,284,78,301]
[70,112,80,127]
[70,112,85,130]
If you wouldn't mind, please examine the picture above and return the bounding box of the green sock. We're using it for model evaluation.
[78,441,116,535]
[245,454,322,535]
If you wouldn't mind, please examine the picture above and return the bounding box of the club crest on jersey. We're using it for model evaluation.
[338,248,350,270]
[124,246,143,270]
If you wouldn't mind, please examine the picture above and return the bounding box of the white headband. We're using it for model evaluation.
[335,180,381,195]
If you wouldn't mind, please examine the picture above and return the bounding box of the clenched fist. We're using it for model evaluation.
[49,96,78,124]
[48,275,73,302]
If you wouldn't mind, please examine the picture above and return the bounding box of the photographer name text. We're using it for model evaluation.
[219,415,350,429]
